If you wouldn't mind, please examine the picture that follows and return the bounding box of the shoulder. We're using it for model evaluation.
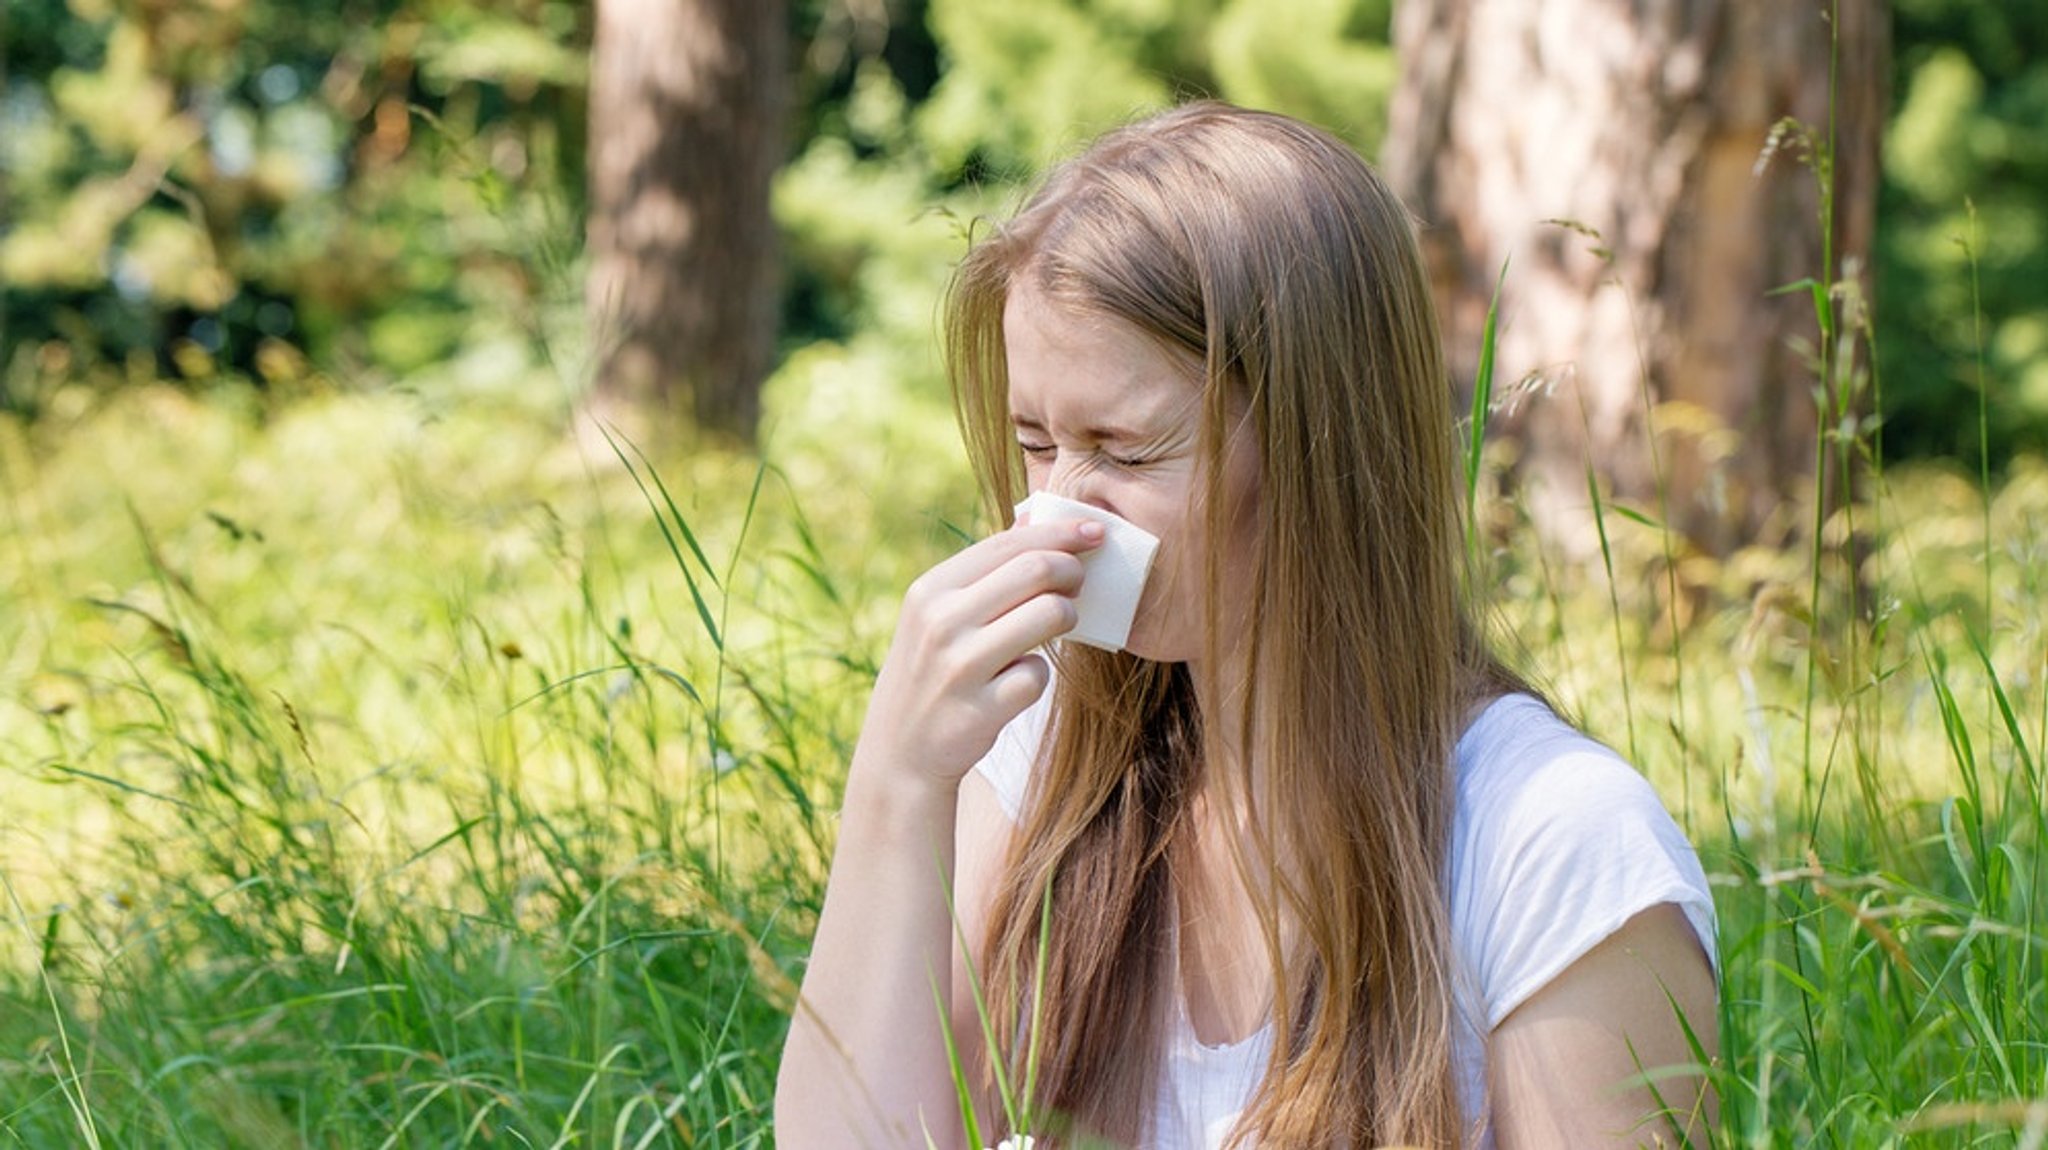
[1449,695,1717,1030]
[1452,696,1680,862]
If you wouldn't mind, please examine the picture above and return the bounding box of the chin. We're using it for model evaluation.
[1113,639,1173,664]
[1114,613,1196,665]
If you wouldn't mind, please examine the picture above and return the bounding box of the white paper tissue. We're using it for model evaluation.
[1013,491,1161,652]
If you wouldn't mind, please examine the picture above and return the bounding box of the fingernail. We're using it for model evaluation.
[1077,521,1106,541]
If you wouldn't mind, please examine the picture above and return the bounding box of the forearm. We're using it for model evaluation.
[775,767,970,1150]
[775,517,1092,1147]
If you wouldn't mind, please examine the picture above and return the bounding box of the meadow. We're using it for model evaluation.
[2,321,2046,1148]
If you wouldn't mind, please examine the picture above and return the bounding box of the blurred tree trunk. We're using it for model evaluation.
[586,0,787,443]
[1385,0,1887,559]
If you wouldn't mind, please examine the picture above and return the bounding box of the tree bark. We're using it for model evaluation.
[586,0,787,443]
[1385,0,1886,558]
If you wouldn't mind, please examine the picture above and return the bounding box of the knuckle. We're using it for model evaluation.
[1054,595,1080,630]
[1034,592,1078,633]
[925,592,971,637]
[931,643,973,686]
[995,660,1049,710]
[906,578,962,625]
[1016,551,1056,584]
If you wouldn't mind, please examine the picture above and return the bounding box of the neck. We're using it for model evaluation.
[1186,631,1259,811]
[1177,644,1296,1046]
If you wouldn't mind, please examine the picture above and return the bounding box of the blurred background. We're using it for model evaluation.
[4,0,2044,530]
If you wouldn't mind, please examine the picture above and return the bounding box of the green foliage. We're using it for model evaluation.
[6,0,2046,477]
[1879,0,2048,464]
[897,0,1390,182]
[916,0,1180,181]
[1206,0,1395,156]
[0,0,1402,415]
[0,0,586,413]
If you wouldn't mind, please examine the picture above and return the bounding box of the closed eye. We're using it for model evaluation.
[1015,436,1160,469]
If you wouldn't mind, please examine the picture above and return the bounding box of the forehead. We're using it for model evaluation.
[1001,285,1203,425]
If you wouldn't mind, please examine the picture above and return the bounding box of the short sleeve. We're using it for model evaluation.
[1450,701,1718,1030]
[972,691,1052,824]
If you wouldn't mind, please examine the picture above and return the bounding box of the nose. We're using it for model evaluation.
[1044,452,1109,510]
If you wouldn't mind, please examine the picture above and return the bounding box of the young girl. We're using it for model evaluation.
[775,102,1717,1149]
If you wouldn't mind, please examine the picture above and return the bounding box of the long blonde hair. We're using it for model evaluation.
[946,102,1512,1148]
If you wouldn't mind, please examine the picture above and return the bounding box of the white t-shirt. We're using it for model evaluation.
[971,691,1717,1149]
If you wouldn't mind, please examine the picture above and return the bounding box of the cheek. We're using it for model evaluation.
[1137,499,1207,601]
[1021,449,1054,480]
[1168,482,1261,609]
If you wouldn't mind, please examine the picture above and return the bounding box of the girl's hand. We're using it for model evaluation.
[854,518,1103,791]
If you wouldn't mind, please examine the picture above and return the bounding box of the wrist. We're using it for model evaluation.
[840,751,963,834]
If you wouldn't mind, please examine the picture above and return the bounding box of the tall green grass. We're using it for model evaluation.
[0,383,965,1147]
